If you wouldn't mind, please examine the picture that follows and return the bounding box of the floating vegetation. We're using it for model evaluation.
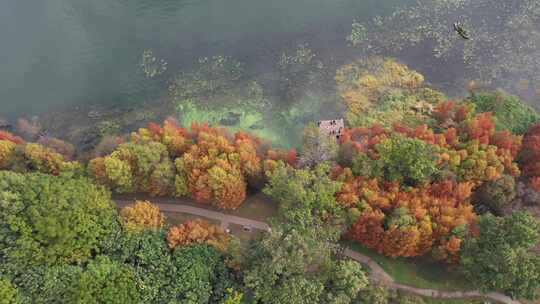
[97,120,121,136]
[139,49,168,78]
[346,20,368,47]
[169,55,244,100]
[278,44,325,101]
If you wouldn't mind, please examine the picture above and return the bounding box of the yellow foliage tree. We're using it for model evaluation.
[336,57,425,127]
[0,140,16,169]
[120,200,165,232]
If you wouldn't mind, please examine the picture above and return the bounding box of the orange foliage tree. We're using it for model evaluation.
[119,200,165,232]
[90,119,285,210]
[340,173,476,262]
[332,100,526,262]
[519,123,540,191]
[166,219,229,252]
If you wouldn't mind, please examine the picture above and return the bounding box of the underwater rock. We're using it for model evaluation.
[219,111,241,126]
[87,110,101,119]
[249,123,264,130]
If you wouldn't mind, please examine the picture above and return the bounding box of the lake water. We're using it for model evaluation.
[0,0,408,117]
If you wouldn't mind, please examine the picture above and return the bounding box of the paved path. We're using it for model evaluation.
[115,198,521,304]
[115,199,270,231]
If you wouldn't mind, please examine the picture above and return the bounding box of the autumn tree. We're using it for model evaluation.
[119,200,165,232]
[335,58,424,127]
[89,141,174,195]
[460,212,540,300]
[519,123,540,191]
[166,219,230,252]
[343,178,476,261]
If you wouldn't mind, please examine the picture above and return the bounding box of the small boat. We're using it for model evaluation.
[453,22,471,40]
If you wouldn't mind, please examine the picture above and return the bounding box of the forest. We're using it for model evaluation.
[1,55,540,303]
[1,0,540,303]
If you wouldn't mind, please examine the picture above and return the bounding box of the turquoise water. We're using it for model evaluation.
[0,0,407,117]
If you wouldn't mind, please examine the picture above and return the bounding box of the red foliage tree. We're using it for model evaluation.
[0,130,25,145]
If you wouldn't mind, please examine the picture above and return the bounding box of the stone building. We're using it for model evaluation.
[317,118,344,139]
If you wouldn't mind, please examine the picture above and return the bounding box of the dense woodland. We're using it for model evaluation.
[2,13,540,300]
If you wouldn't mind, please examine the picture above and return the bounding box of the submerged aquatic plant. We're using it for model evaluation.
[139,49,167,78]
[277,44,325,101]
[350,0,540,92]
[169,55,244,100]
[346,20,368,47]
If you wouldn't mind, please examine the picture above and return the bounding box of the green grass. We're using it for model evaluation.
[223,192,278,221]
[345,242,475,292]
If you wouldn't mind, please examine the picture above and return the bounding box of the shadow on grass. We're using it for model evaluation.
[344,241,476,292]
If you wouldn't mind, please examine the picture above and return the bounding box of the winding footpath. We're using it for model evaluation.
[115,198,521,304]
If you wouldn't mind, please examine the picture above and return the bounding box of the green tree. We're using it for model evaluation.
[355,284,392,304]
[69,256,141,304]
[372,135,439,186]
[13,264,83,304]
[468,92,540,134]
[0,277,21,304]
[460,212,540,300]
[325,260,369,304]
[111,231,234,304]
[473,174,516,215]
[0,171,120,269]
[246,163,367,304]
[243,227,327,304]
[263,162,345,232]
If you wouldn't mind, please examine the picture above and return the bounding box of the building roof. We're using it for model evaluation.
[317,119,344,138]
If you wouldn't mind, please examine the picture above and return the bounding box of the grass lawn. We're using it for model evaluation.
[222,191,278,221]
[345,241,475,292]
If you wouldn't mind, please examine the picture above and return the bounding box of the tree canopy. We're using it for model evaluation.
[460,212,540,300]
